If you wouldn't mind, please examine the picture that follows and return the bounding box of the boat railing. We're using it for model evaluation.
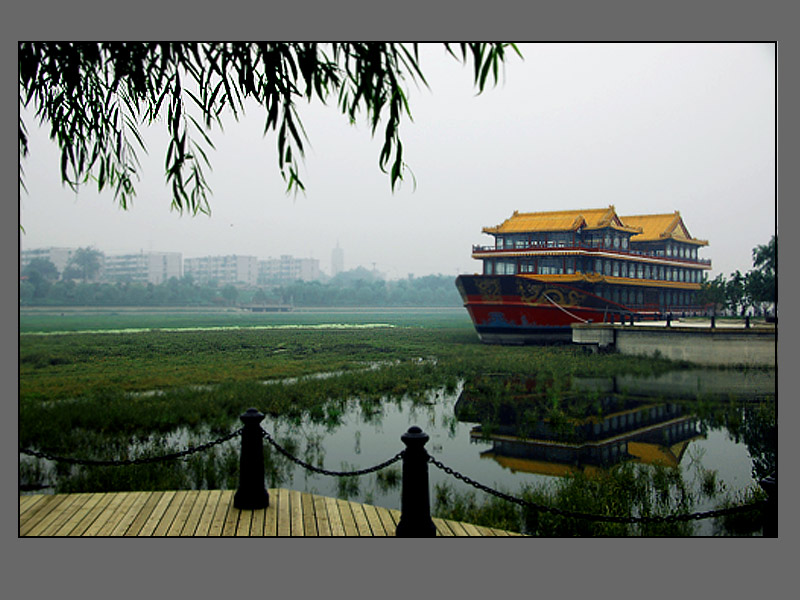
[471,244,711,265]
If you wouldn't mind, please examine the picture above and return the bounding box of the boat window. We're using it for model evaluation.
[612,262,619,277]
[644,265,650,279]
[613,236,620,249]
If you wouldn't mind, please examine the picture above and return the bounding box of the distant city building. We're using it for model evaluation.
[103,251,183,284]
[259,255,322,284]
[331,243,344,277]
[184,254,259,287]
[20,247,78,279]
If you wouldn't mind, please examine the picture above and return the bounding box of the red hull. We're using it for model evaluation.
[456,274,647,344]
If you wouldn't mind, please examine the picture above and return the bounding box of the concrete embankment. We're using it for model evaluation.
[572,320,776,368]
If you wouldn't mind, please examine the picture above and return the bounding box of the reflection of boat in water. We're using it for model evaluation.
[455,374,707,476]
[456,206,712,344]
[472,409,701,477]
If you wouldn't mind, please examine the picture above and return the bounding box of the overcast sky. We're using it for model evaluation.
[19,42,775,280]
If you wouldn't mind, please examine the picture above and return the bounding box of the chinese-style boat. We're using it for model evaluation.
[456,206,711,344]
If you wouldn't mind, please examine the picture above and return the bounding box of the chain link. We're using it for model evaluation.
[19,427,243,467]
[428,456,767,525]
[261,427,404,477]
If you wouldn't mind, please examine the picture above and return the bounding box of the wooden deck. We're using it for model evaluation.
[19,489,521,537]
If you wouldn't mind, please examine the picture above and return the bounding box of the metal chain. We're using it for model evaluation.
[261,427,404,477]
[428,456,767,525]
[19,428,243,467]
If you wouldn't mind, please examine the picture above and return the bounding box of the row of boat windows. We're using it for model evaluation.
[485,258,702,283]
[494,234,699,260]
[596,287,697,308]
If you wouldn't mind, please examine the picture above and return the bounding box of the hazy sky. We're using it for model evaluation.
[19,42,775,280]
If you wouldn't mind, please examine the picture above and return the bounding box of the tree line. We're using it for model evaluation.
[19,263,462,308]
[698,235,776,317]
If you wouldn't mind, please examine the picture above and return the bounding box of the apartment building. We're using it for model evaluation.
[20,247,77,278]
[258,255,322,284]
[184,254,259,287]
[103,252,183,285]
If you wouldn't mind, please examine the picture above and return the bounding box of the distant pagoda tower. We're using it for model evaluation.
[331,242,344,276]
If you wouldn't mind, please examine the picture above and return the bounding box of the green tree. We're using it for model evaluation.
[747,235,776,311]
[220,284,239,306]
[22,257,59,299]
[726,270,747,316]
[63,247,103,282]
[19,42,520,214]
[22,257,59,281]
[698,273,727,316]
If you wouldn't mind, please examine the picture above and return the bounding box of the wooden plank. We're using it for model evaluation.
[166,490,200,536]
[362,503,387,536]
[301,492,317,536]
[220,500,241,536]
[98,491,141,536]
[432,517,455,537]
[138,491,177,537]
[276,488,291,536]
[336,498,359,536]
[263,489,278,536]
[125,491,165,537]
[347,500,372,536]
[289,490,304,536]
[235,508,253,536]
[18,490,516,537]
[444,519,471,536]
[68,493,115,537]
[193,490,221,536]
[312,494,331,536]
[152,490,190,536]
[54,493,107,536]
[96,492,143,536]
[375,506,398,536]
[250,507,265,537]
[19,494,46,516]
[207,491,234,536]
[324,496,346,537]
[83,492,130,536]
[166,490,198,536]
[29,493,91,537]
[20,494,69,535]
[180,490,210,536]
[109,491,153,536]
[459,521,484,537]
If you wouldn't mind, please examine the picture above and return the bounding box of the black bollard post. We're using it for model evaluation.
[395,426,437,537]
[745,315,751,329]
[759,474,777,537]
[666,314,671,328]
[233,408,270,510]
[710,315,716,329]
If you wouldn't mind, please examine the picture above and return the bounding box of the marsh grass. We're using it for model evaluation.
[20,311,768,528]
[433,462,723,536]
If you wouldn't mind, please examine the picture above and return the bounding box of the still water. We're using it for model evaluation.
[258,368,775,535]
[21,366,775,535]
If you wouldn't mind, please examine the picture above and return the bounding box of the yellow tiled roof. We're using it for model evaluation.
[483,207,708,246]
[622,212,709,246]
[482,206,640,235]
